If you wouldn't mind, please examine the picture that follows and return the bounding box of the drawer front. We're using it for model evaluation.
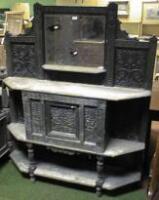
[22,92,106,152]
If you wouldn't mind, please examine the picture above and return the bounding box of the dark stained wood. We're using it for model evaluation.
[4,3,157,196]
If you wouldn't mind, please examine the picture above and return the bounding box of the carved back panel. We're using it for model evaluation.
[113,38,157,89]
[6,35,38,78]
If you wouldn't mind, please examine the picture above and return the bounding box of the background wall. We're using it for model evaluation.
[0,0,56,14]
[0,0,155,21]
[99,0,144,22]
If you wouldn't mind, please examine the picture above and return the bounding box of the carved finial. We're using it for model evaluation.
[150,35,157,43]
[108,2,118,11]
[34,3,42,9]
[34,3,43,14]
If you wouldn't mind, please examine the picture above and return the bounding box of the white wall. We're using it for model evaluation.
[98,0,143,22]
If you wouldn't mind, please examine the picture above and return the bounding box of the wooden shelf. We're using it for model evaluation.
[4,77,151,101]
[8,123,145,158]
[10,149,142,190]
[42,64,106,74]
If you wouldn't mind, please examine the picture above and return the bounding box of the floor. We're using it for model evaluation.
[0,159,146,200]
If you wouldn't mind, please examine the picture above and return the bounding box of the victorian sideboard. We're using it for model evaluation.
[3,3,157,196]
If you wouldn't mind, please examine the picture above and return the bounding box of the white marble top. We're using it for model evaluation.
[3,77,151,101]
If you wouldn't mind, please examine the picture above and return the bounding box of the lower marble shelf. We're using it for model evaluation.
[8,122,145,158]
[10,149,142,190]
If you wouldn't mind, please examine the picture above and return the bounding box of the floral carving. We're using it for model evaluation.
[11,44,36,77]
[115,49,147,88]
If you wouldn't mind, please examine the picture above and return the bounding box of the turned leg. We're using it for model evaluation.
[96,156,104,197]
[27,143,36,182]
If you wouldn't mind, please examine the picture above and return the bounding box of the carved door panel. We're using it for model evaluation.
[22,92,107,153]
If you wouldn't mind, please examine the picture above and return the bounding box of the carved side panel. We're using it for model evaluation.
[115,48,147,88]
[11,44,36,77]
[84,106,97,143]
[30,100,43,134]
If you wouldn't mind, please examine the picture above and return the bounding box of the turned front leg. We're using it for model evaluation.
[27,143,36,182]
[96,156,104,197]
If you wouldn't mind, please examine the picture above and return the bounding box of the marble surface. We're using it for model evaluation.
[4,77,151,101]
[8,123,145,157]
[10,149,141,190]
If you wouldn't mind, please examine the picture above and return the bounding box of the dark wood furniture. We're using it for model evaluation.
[4,3,157,196]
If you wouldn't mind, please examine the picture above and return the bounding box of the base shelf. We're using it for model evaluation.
[10,149,142,190]
[8,123,145,157]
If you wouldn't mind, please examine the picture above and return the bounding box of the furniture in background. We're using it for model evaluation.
[12,3,30,21]
[4,3,157,196]
[4,11,24,36]
[0,8,10,36]
[12,3,32,30]
[0,43,6,78]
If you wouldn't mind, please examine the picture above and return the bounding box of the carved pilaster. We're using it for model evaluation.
[96,156,105,197]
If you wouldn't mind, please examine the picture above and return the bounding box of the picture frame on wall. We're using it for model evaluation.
[147,6,159,19]
[143,2,159,23]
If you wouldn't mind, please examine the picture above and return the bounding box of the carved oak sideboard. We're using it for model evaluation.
[3,3,157,196]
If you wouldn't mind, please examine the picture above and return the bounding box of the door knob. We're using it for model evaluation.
[48,24,60,31]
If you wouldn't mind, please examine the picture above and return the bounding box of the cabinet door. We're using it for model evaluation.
[23,92,107,153]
